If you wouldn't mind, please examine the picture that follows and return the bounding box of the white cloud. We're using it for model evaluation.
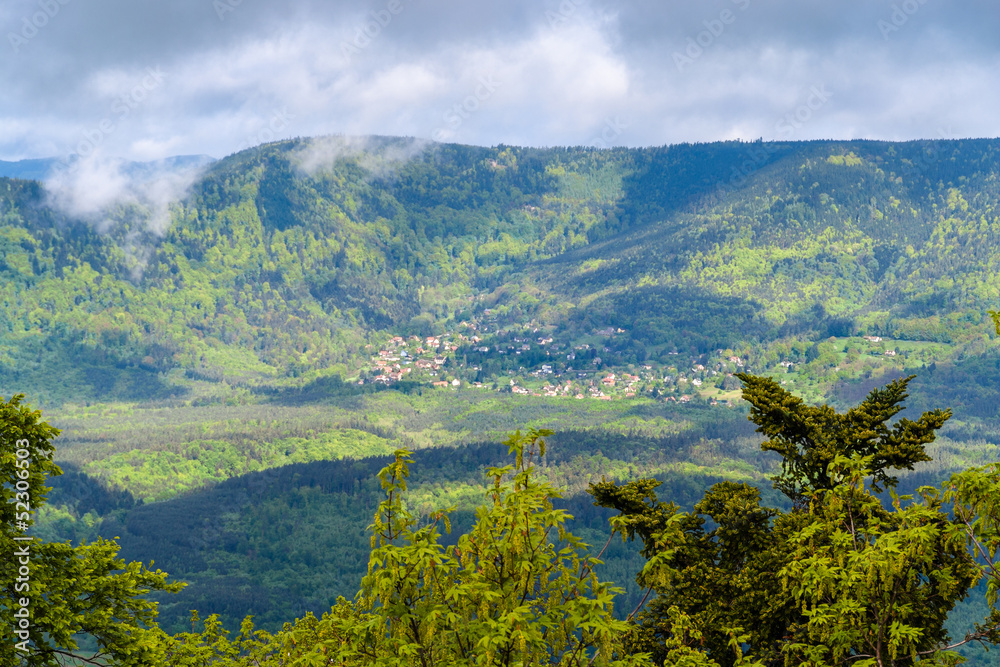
[40,151,209,278]
[0,0,997,161]
[293,135,431,180]
[44,152,208,236]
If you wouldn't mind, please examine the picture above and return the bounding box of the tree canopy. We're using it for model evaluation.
[591,374,997,666]
[1,393,182,667]
[8,375,1000,665]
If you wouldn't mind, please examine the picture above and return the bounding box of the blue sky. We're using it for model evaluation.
[1,0,997,161]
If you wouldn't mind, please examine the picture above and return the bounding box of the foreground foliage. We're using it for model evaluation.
[8,368,1000,664]
[1,394,182,667]
[592,374,999,666]
[267,429,648,666]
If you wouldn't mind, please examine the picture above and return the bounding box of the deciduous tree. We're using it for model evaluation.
[1,394,182,667]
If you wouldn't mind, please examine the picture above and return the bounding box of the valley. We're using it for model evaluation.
[2,136,1000,661]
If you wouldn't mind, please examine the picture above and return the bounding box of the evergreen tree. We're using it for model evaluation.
[736,373,950,506]
[590,374,981,666]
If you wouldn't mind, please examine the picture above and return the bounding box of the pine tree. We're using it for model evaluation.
[736,373,950,506]
[591,374,977,666]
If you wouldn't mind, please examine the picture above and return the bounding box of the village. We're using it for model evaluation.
[357,327,766,406]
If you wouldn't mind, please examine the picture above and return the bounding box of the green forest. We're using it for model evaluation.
[2,136,1000,664]
[7,369,1000,665]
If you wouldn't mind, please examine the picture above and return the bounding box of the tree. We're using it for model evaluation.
[736,373,950,505]
[1,394,182,667]
[591,374,978,666]
[781,456,979,666]
[273,429,654,666]
[589,478,794,667]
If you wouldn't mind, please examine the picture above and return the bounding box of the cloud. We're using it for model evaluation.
[44,157,136,231]
[0,0,997,161]
[45,154,207,234]
[42,152,211,277]
[292,135,432,179]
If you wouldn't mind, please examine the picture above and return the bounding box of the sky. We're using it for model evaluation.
[1,0,998,162]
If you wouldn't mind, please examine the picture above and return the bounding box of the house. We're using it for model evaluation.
[432,381,449,387]
[884,350,897,356]
[601,374,616,386]
[679,395,692,403]
[692,379,702,386]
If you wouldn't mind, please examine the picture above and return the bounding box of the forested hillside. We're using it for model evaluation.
[2,137,998,407]
[3,136,1000,663]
